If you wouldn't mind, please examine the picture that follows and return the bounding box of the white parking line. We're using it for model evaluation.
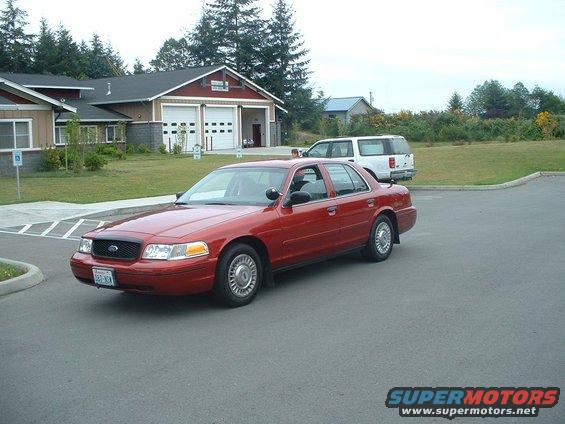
[18,224,31,234]
[0,229,80,241]
[96,221,107,228]
[62,219,85,239]
[40,221,60,236]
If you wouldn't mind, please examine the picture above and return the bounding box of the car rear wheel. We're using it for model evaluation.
[362,215,394,262]
[213,243,263,307]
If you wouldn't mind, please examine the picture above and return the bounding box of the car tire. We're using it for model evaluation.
[362,215,394,262]
[213,243,263,307]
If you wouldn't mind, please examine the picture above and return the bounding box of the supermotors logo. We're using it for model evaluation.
[385,387,560,419]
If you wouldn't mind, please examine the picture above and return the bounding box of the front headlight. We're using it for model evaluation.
[78,238,92,254]
[142,241,209,260]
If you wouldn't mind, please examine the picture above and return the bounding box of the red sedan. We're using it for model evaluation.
[70,158,417,307]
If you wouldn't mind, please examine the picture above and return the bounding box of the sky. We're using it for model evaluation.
[15,0,565,112]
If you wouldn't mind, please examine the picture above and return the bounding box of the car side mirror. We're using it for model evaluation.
[286,191,311,207]
[302,151,309,157]
[175,191,184,200]
[388,179,396,187]
[265,187,281,201]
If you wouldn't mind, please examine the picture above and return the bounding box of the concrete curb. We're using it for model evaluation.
[408,172,565,191]
[79,201,172,219]
[0,257,44,296]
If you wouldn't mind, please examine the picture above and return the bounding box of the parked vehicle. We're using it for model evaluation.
[304,135,416,181]
[70,159,417,307]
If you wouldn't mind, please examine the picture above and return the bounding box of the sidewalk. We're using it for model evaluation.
[0,195,175,228]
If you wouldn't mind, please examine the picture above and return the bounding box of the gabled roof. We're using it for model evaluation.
[0,77,77,112]
[57,99,132,122]
[0,73,94,90]
[325,96,371,113]
[86,65,283,105]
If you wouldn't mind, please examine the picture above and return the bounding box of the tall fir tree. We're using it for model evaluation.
[261,0,314,126]
[208,0,264,78]
[150,38,190,71]
[52,24,81,77]
[447,92,464,112]
[0,0,34,72]
[133,58,147,74]
[187,6,222,66]
[86,34,109,78]
[33,18,57,73]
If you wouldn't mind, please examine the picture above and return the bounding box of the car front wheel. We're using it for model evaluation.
[362,215,394,262]
[213,243,263,307]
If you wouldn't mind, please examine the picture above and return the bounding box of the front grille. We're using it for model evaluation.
[92,239,141,260]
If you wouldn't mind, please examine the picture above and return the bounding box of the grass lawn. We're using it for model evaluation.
[0,140,563,205]
[408,140,564,186]
[0,154,267,205]
[0,262,24,282]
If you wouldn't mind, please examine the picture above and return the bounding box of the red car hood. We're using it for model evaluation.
[92,204,263,239]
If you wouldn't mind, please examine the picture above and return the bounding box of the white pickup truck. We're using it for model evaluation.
[303,135,416,182]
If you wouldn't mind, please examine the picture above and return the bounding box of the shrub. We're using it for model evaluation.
[94,144,126,159]
[137,143,151,153]
[126,144,136,154]
[84,152,107,171]
[40,146,61,171]
[172,143,183,155]
[158,144,167,154]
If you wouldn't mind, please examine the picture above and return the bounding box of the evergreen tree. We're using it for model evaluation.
[208,0,264,78]
[530,86,565,114]
[103,41,126,76]
[187,6,223,66]
[261,0,313,126]
[86,34,109,78]
[447,91,464,112]
[133,58,147,74]
[0,0,34,72]
[52,24,81,77]
[150,38,190,71]
[33,18,57,73]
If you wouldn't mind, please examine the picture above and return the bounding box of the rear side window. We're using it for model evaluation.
[357,139,386,156]
[325,164,369,196]
[390,137,411,154]
[307,142,330,158]
[330,140,353,158]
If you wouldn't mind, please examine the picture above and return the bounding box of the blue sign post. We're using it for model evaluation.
[12,149,22,200]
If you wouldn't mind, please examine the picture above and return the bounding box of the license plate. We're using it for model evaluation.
[92,267,116,287]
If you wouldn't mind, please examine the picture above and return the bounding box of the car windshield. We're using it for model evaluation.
[176,167,287,206]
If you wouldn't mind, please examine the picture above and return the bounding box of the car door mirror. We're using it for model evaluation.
[302,151,309,157]
[175,191,184,200]
[286,191,311,207]
[265,187,281,201]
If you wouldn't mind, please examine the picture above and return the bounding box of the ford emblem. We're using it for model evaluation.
[108,245,119,253]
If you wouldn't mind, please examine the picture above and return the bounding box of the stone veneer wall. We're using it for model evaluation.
[126,122,163,152]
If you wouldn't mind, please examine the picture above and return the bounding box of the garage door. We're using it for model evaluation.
[162,106,198,152]
[205,107,235,150]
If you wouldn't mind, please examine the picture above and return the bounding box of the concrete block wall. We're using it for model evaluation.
[126,122,163,151]
[0,150,43,176]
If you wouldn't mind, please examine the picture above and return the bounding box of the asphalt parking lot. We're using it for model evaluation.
[1,177,564,424]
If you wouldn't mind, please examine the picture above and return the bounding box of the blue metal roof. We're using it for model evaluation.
[324,96,366,112]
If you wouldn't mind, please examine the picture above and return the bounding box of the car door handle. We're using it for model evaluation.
[348,159,355,162]
[327,206,337,215]
[367,199,375,207]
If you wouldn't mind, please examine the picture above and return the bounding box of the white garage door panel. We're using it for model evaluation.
[205,107,235,150]
[162,106,198,152]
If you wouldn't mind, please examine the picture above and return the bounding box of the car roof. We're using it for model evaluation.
[311,135,403,144]
[220,158,348,170]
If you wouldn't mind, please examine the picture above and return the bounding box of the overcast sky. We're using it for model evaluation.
[16,0,565,112]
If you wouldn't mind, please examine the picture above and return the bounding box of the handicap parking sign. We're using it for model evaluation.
[12,149,22,167]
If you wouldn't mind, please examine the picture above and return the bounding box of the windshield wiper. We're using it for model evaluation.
[204,202,233,205]
[174,201,188,205]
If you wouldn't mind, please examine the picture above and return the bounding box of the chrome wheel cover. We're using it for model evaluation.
[375,221,392,255]
[228,254,258,297]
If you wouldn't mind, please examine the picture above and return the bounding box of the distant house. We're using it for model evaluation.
[0,65,286,175]
[323,96,373,124]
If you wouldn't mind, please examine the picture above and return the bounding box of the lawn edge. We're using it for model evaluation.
[0,257,44,296]
[407,171,565,191]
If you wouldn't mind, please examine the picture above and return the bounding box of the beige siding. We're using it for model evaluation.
[155,98,275,122]
[0,110,54,148]
[106,102,152,122]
